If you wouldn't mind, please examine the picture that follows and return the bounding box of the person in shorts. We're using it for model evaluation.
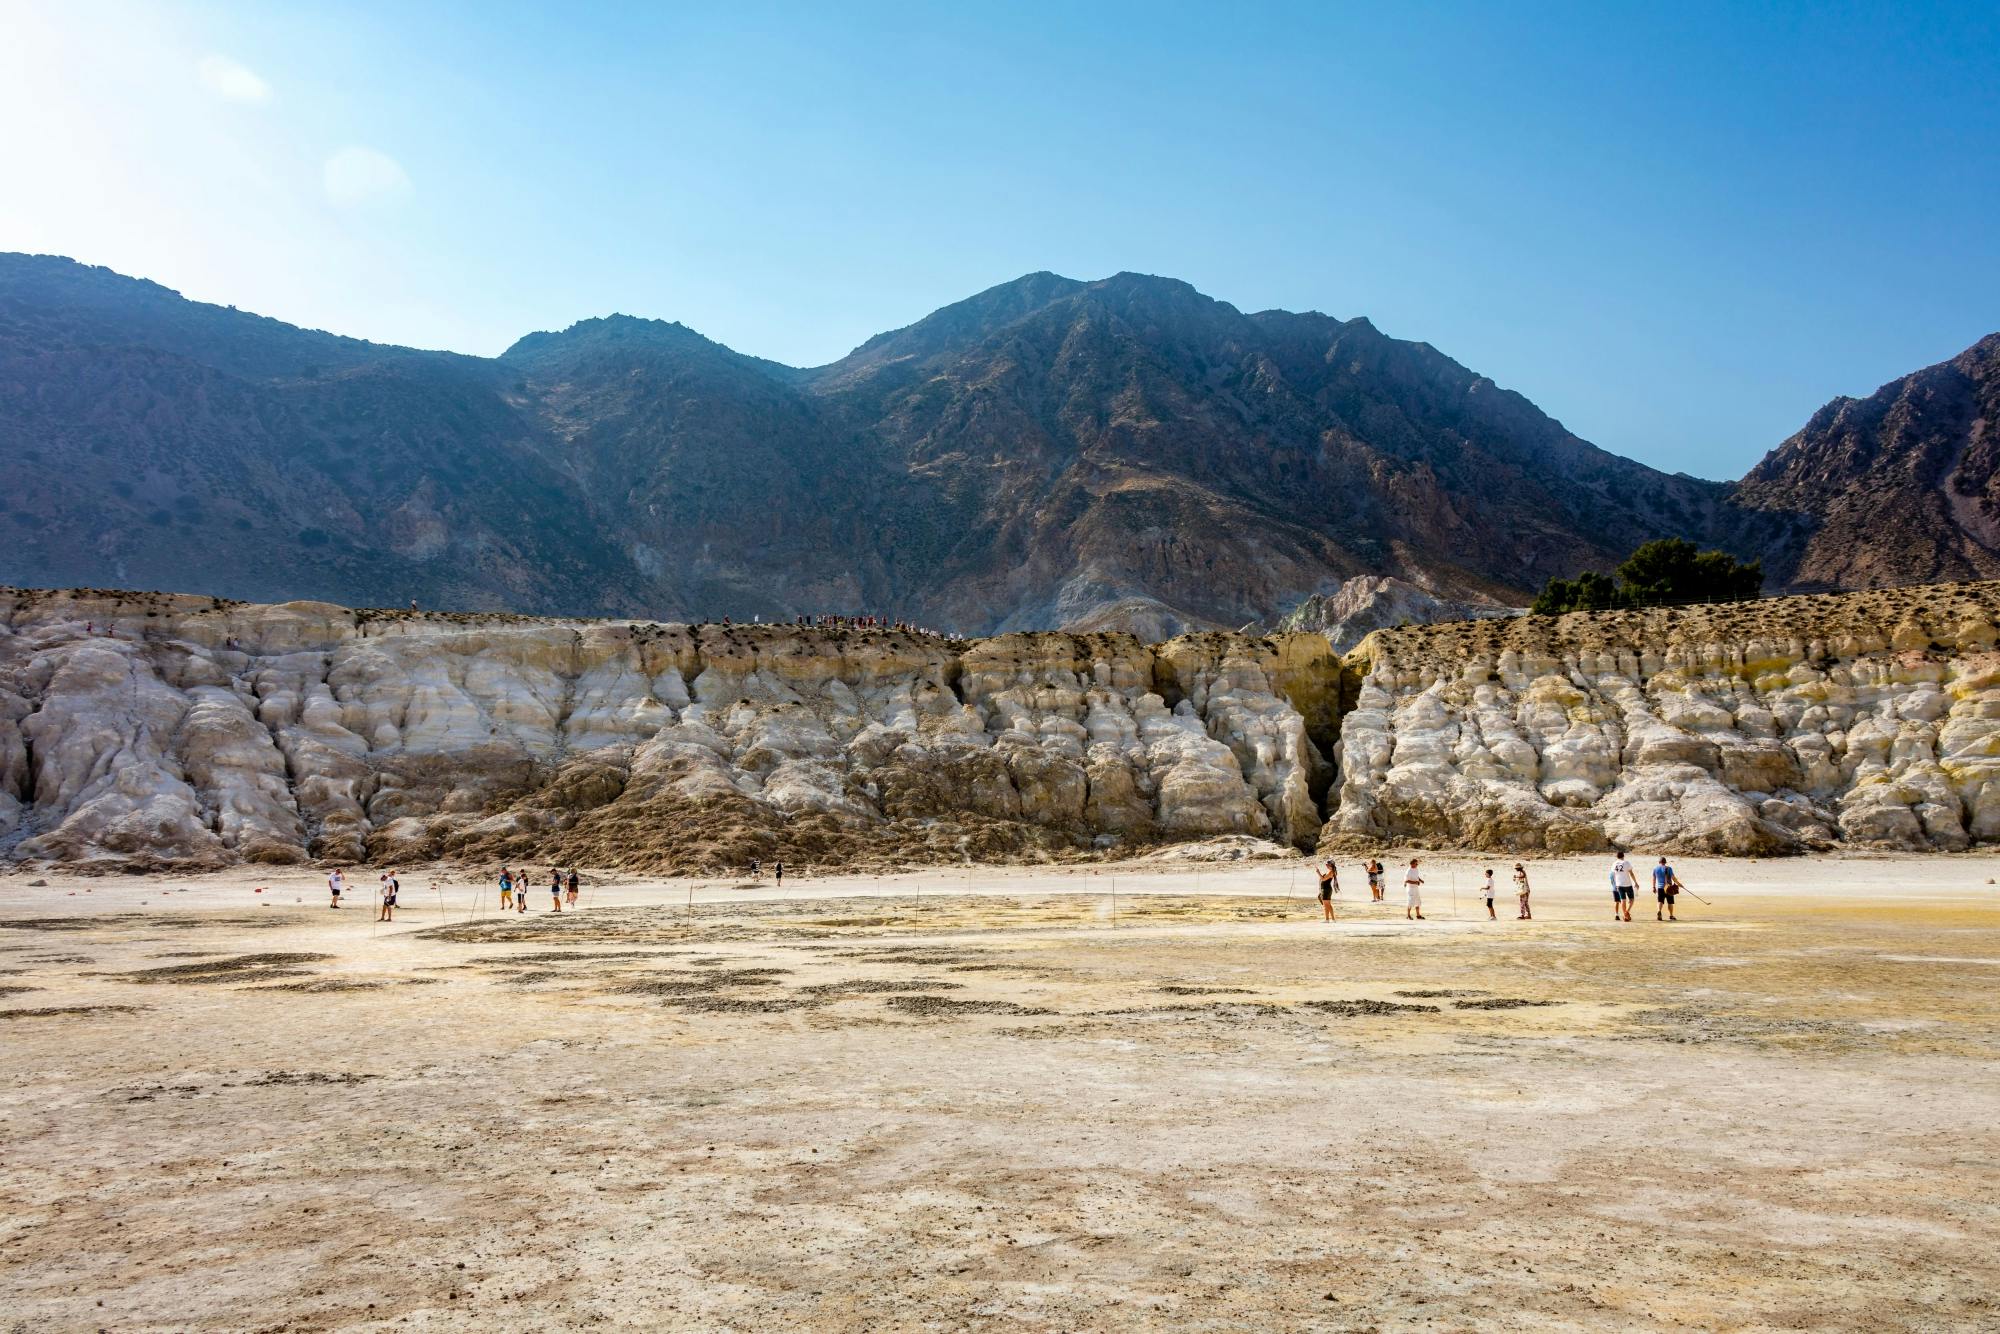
[550,867,564,913]
[1403,859,1425,921]
[1316,859,1336,921]
[499,867,513,911]
[327,868,344,909]
[1610,851,1638,921]
[565,868,579,908]
[1367,859,1384,901]
[377,871,399,922]
[1481,868,1496,920]
[1653,856,1679,921]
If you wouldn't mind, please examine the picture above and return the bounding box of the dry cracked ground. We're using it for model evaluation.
[0,857,1996,1331]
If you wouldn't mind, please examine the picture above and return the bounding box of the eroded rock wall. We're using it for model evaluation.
[0,588,1332,871]
[1325,583,2000,855]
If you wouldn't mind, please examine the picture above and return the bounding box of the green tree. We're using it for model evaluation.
[1531,539,1762,615]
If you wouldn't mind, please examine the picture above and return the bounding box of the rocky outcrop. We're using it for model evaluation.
[1277,576,1521,653]
[0,588,1332,872]
[1726,334,2000,591]
[1325,581,2000,855]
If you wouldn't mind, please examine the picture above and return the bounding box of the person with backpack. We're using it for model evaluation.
[498,867,513,912]
[1653,856,1680,921]
[1512,863,1532,919]
[565,867,580,909]
[377,871,399,922]
[1366,858,1384,901]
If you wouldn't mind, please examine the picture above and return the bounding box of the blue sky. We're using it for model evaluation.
[2,1,1996,480]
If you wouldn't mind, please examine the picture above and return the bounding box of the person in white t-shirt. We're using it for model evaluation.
[327,869,344,909]
[1610,851,1638,922]
[1403,859,1426,921]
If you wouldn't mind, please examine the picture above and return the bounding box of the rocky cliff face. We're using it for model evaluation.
[1726,334,2000,590]
[0,588,1333,872]
[1326,581,2000,855]
[1276,575,1521,653]
[0,254,1712,633]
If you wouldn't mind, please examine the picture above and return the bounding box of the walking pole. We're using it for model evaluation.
[1450,868,1459,919]
[687,878,695,916]
[435,877,446,921]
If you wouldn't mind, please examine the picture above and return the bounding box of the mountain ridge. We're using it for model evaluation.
[2,251,1994,635]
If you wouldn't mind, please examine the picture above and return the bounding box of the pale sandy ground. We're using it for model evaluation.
[2,852,1998,1331]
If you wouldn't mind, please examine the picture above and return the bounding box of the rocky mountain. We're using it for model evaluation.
[4,252,1995,636]
[1,254,1721,631]
[1727,334,2000,589]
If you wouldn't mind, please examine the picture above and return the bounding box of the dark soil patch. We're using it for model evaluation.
[241,1071,378,1086]
[1395,989,1488,999]
[0,985,41,998]
[799,979,964,996]
[612,968,791,998]
[1452,998,1560,1010]
[882,996,1056,1019]
[115,953,329,985]
[1158,985,1257,996]
[1300,999,1440,1016]
[464,950,685,965]
[0,1005,145,1020]
[661,995,827,1014]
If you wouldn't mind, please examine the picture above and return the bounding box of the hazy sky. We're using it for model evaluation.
[3,1,1996,480]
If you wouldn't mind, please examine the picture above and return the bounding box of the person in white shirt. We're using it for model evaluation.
[327,869,344,909]
[1610,851,1638,922]
[1480,868,1496,920]
[1403,858,1426,921]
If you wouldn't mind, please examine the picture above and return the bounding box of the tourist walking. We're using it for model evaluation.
[1513,863,1532,919]
[1611,850,1638,921]
[516,877,529,913]
[1653,856,1680,921]
[550,867,564,913]
[1403,859,1425,921]
[327,868,344,909]
[499,867,513,911]
[1481,868,1497,920]
[566,867,579,908]
[1367,858,1384,901]
[377,871,399,922]
[1317,859,1337,921]
[774,860,784,888]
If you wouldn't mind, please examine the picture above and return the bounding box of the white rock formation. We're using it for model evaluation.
[0,589,1335,871]
[1325,584,2000,854]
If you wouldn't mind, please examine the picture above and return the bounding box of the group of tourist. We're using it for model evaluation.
[496,866,582,914]
[324,868,415,921]
[1310,850,1687,923]
[324,866,583,917]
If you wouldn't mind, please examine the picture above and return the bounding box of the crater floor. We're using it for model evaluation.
[2,855,1996,1330]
